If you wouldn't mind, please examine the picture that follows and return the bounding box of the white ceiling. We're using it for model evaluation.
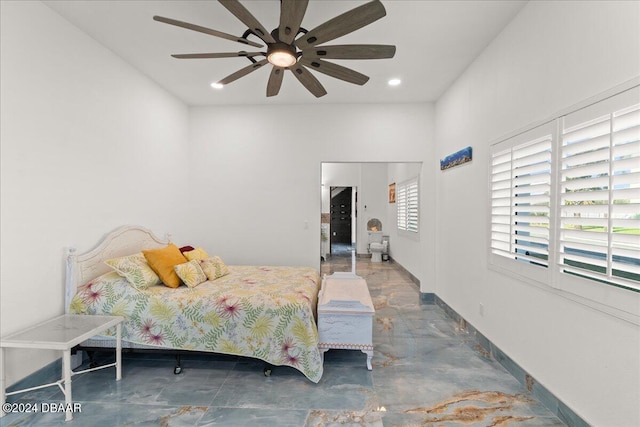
[44,0,526,106]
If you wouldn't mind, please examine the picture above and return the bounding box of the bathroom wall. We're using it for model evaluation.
[356,163,389,255]
[386,162,425,281]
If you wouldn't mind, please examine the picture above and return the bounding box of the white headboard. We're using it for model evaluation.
[65,225,169,312]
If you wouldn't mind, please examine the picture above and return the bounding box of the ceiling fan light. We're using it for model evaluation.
[267,50,297,67]
[388,78,401,86]
[210,82,224,89]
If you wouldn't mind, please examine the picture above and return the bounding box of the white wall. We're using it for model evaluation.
[187,103,435,278]
[0,1,189,386]
[358,163,389,254]
[434,1,640,425]
[386,162,425,281]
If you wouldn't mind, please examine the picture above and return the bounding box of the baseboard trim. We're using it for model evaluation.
[388,257,420,288]
[420,292,436,304]
[428,293,590,427]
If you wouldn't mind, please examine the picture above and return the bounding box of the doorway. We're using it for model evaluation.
[330,186,354,256]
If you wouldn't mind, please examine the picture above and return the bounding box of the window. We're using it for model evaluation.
[559,98,640,287]
[397,177,419,233]
[491,130,552,268]
[490,123,554,283]
[489,85,640,299]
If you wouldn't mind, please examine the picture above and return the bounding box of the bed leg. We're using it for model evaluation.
[87,351,98,369]
[174,354,182,375]
[263,363,273,377]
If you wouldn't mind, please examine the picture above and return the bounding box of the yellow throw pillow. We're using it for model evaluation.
[183,247,210,261]
[199,256,229,281]
[142,244,187,288]
[105,253,161,290]
[174,260,208,288]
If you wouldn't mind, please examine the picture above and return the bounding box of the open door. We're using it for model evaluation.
[330,186,352,255]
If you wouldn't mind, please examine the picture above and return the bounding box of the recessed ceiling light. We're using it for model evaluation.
[388,78,401,86]
[210,82,224,89]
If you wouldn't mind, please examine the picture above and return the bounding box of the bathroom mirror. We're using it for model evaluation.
[367,218,382,232]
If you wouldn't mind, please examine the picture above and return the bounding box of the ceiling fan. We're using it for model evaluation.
[153,0,396,98]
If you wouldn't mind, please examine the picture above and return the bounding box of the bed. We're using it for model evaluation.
[65,225,323,383]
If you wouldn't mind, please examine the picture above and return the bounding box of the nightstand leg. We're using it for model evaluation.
[62,350,73,421]
[1,347,6,418]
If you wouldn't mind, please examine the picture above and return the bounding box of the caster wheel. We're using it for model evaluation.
[174,366,182,375]
[263,367,271,377]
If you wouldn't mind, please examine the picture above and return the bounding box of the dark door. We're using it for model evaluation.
[330,187,352,247]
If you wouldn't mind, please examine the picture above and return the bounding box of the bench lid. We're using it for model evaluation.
[319,273,375,314]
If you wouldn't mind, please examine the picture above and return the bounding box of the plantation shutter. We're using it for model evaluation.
[397,177,419,233]
[396,183,407,230]
[491,127,553,267]
[406,179,419,232]
[490,147,512,257]
[559,92,640,286]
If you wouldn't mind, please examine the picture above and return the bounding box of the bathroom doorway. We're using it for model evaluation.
[330,186,354,256]
[321,162,423,266]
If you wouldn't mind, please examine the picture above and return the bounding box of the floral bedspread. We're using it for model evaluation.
[69,265,323,382]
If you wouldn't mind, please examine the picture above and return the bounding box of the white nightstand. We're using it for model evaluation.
[1,314,124,421]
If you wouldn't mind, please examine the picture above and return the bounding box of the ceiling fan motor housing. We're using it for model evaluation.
[266,39,298,67]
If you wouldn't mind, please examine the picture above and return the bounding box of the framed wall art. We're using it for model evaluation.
[441,146,473,170]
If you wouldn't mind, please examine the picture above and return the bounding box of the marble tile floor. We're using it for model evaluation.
[329,243,355,257]
[2,257,566,427]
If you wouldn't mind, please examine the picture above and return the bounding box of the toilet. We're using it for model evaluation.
[368,231,387,263]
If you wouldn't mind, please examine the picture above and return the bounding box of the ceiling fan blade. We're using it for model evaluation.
[267,67,285,97]
[218,0,276,44]
[303,44,396,60]
[153,16,263,48]
[300,57,369,85]
[294,0,386,50]
[217,59,268,86]
[290,65,327,98]
[171,52,263,59]
[279,0,309,44]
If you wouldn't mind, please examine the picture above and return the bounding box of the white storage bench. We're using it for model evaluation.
[317,272,375,370]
